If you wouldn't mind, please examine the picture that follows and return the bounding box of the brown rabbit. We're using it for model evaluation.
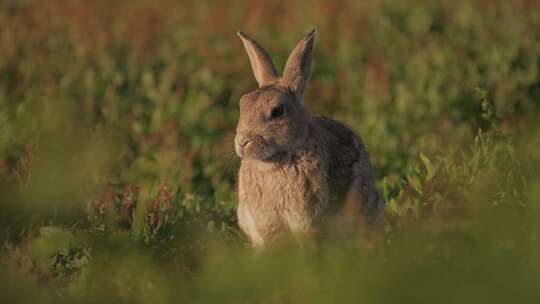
[235,29,384,248]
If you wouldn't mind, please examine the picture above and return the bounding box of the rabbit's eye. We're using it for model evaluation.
[271,104,285,119]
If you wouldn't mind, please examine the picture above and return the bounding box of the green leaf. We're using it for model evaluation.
[407,174,423,194]
[420,153,437,181]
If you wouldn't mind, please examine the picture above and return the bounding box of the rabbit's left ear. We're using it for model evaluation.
[282,29,316,101]
[238,31,279,87]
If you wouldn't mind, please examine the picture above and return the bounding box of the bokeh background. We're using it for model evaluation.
[1,0,540,302]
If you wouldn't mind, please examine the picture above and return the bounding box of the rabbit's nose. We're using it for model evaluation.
[236,134,251,148]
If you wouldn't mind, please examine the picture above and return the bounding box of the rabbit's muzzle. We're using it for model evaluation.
[235,132,275,160]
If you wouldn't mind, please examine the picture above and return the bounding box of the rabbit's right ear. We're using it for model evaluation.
[238,31,279,87]
[282,29,316,101]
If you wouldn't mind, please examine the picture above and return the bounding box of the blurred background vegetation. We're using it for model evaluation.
[1,0,540,302]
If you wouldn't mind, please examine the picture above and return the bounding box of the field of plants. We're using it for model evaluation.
[1,0,540,302]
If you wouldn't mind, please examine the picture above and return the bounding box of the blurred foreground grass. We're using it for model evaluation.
[1,0,540,303]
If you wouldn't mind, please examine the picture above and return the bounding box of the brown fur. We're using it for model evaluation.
[235,29,383,248]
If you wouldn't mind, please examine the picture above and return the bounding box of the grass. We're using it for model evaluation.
[1,0,540,303]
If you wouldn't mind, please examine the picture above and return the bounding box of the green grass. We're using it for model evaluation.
[1,0,540,303]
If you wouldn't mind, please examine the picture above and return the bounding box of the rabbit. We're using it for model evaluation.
[235,29,384,248]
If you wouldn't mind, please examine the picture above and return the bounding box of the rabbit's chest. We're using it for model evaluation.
[239,154,329,237]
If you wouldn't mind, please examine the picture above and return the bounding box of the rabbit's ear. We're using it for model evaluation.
[282,29,316,100]
[238,31,279,87]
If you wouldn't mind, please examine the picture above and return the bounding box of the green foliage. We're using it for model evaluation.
[1,0,540,302]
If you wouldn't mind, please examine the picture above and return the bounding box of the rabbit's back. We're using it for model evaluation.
[312,117,365,197]
[313,116,383,225]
